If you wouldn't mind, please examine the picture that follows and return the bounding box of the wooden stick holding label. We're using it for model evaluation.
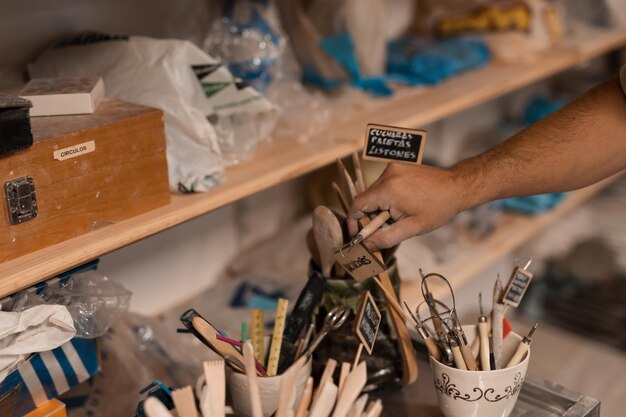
[353,291,381,369]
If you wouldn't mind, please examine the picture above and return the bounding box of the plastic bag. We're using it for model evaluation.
[30,33,279,184]
[8,271,131,339]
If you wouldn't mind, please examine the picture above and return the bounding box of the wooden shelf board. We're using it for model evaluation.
[401,173,624,307]
[1,28,625,298]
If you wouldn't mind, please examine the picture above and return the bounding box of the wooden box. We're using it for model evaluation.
[0,99,170,262]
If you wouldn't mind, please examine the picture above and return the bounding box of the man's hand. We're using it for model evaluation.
[347,163,466,251]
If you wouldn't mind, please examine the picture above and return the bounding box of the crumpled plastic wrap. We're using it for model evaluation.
[7,270,131,339]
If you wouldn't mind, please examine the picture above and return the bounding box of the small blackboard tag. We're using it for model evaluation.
[354,291,382,355]
[502,267,533,307]
[363,123,427,165]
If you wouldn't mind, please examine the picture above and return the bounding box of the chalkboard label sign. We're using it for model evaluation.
[354,291,382,355]
[334,242,386,282]
[363,124,427,165]
[502,267,533,307]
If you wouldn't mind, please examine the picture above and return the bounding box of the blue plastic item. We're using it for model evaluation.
[387,37,491,86]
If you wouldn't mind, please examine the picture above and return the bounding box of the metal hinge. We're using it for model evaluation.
[5,176,38,225]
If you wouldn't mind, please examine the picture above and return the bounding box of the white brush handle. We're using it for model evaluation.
[479,321,491,371]
[505,342,529,368]
[492,279,505,369]
[144,397,175,417]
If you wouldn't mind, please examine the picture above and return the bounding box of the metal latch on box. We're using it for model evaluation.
[5,176,38,224]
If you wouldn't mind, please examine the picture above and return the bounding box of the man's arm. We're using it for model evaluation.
[348,76,626,251]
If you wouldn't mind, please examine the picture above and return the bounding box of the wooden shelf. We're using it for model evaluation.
[1,28,625,298]
[401,173,624,306]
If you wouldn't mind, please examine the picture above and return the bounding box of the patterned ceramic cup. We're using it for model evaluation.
[429,325,529,417]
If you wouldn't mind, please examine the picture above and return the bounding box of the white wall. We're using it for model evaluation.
[0,0,217,87]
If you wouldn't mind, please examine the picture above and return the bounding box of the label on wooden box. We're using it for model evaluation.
[53,140,95,161]
[363,124,427,165]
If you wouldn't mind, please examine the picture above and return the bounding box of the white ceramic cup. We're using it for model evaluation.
[429,325,529,417]
[225,359,312,417]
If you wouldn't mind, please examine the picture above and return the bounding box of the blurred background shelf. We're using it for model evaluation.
[401,173,625,305]
[1,27,625,299]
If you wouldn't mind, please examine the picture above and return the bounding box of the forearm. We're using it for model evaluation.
[452,77,626,210]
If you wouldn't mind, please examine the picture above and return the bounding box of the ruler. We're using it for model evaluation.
[266,298,289,376]
[251,309,265,367]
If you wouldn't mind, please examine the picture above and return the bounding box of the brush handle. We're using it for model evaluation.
[451,344,467,370]
[424,336,442,361]
[459,342,479,371]
[492,279,505,369]
[478,320,491,371]
[356,211,390,241]
[505,342,529,368]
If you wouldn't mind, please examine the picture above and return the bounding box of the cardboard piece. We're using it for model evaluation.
[334,242,386,282]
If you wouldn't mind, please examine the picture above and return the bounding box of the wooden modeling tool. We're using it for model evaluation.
[337,159,357,202]
[203,360,226,417]
[338,362,351,396]
[505,322,538,368]
[332,361,367,417]
[267,298,289,376]
[492,278,505,369]
[144,397,175,417]
[353,291,381,368]
[312,359,337,409]
[308,382,338,417]
[172,386,199,417]
[243,342,264,417]
[295,377,313,417]
[276,356,307,417]
[404,301,441,361]
[306,228,322,268]
[251,309,266,367]
[332,182,350,215]
[347,394,368,417]
[313,206,345,278]
[478,293,491,371]
[351,153,366,194]
[200,386,213,417]
[180,310,252,374]
[362,399,382,417]
[449,337,467,370]
[458,338,479,371]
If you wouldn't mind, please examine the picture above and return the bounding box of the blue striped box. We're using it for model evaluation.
[0,338,100,417]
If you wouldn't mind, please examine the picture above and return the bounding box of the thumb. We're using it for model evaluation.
[363,217,421,251]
